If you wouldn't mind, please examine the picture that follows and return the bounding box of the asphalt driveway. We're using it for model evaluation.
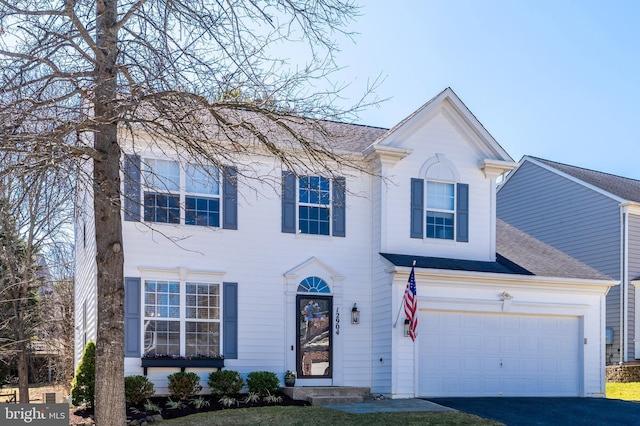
[426,397,640,425]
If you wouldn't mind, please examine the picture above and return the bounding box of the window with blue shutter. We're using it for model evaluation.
[138,158,237,229]
[410,179,469,242]
[222,167,238,229]
[456,183,469,242]
[223,282,238,359]
[123,155,141,221]
[282,172,346,237]
[124,277,142,357]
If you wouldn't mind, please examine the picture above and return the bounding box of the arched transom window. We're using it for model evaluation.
[297,276,330,293]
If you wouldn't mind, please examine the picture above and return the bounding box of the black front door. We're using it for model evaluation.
[296,295,332,378]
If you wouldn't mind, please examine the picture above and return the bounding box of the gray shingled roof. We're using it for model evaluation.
[380,252,530,275]
[380,220,612,281]
[496,219,612,280]
[530,156,640,203]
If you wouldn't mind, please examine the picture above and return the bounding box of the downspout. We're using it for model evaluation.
[621,205,628,363]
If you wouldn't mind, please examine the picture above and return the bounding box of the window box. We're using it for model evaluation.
[141,358,224,375]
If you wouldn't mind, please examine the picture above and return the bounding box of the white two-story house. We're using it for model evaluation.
[75,88,615,398]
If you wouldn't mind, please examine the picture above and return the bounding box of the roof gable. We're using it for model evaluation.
[370,87,514,163]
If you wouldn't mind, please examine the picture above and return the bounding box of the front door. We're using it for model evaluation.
[297,295,332,378]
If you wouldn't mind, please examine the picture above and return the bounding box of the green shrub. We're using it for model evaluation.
[124,375,155,406]
[70,341,96,407]
[208,370,244,396]
[167,372,202,400]
[246,371,279,396]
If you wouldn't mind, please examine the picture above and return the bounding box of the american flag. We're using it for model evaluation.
[404,263,418,341]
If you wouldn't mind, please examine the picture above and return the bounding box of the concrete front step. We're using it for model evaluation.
[308,395,365,406]
[280,386,370,406]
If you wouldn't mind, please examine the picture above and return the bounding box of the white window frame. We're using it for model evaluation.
[298,175,332,235]
[142,159,221,227]
[142,279,222,358]
[425,180,456,240]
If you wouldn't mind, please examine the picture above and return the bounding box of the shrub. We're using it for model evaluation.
[70,341,96,407]
[167,371,202,400]
[208,370,243,396]
[124,375,155,406]
[246,371,279,396]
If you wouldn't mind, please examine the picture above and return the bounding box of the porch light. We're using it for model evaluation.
[351,303,360,324]
[404,319,410,337]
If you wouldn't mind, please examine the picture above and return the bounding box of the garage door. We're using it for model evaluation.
[419,311,580,397]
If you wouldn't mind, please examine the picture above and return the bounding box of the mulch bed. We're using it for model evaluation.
[70,392,310,424]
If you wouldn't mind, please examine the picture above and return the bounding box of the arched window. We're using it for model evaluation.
[297,276,330,293]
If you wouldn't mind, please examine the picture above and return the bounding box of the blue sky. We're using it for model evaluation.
[326,0,640,179]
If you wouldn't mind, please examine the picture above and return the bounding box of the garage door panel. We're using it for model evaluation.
[419,311,580,397]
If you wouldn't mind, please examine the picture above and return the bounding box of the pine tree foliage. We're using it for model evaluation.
[71,340,96,408]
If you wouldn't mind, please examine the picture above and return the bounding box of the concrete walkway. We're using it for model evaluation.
[324,398,456,414]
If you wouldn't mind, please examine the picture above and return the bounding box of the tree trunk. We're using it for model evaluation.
[16,341,29,403]
[93,0,126,424]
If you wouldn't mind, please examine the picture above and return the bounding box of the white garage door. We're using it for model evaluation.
[419,311,580,397]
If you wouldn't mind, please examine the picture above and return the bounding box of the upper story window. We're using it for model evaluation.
[122,155,236,229]
[143,159,182,224]
[298,176,331,235]
[143,160,220,226]
[281,171,346,237]
[185,164,220,227]
[426,181,455,240]
[411,178,468,242]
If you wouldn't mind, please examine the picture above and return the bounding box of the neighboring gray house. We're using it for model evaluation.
[497,156,637,364]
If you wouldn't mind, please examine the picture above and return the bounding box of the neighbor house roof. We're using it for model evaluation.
[381,219,612,281]
[495,219,612,280]
[527,156,640,203]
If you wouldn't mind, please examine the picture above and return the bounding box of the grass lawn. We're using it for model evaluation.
[159,406,503,426]
[606,382,640,401]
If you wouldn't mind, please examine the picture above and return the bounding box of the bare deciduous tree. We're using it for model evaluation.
[0,1,378,423]
[0,160,73,402]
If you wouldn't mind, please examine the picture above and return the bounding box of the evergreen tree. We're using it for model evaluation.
[71,341,96,408]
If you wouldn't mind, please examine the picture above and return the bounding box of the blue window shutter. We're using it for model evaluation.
[123,155,141,221]
[332,177,346,237]
[124,277,141,357]
[456,183,469,242]
[223,282,238,359]
[282,171,296,233]
[222,167,238,230]
[410,178,424,238]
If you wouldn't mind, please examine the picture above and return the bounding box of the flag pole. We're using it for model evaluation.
[393,260,416,328]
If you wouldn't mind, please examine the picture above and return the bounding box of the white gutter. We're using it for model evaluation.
[621,204,628,363]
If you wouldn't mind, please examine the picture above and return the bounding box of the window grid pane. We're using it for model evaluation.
[144,280,180,318]
[185,196,220,227]
[299,206,330,235]
[299,176,330,206]
[186,283,220,320]
[144,192,180,223]
[426,211,454,240]
[185,321,220,357]
[143,320,180,356]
